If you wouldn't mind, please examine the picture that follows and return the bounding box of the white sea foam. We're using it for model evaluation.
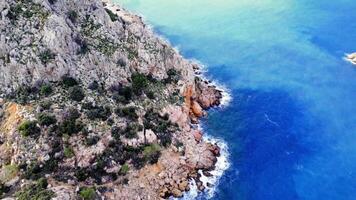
[200,135,231,199]
[174,135,230,200]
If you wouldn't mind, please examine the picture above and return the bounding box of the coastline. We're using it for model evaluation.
[0,0,230,199]
[103,0,230,198]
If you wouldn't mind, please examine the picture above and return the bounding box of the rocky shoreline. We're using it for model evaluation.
[0,0,227,199]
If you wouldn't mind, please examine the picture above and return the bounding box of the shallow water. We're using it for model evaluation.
[115,0,356,199]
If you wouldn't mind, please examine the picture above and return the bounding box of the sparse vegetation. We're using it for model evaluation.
[63,146,74,158]
[61,76,78,87]
[40,84,53,96]
[115,106,138,121]
[143,144,161,164]
[69,86,85,101]
[37,113,57,126]
[119,164,129,175]
[79,187,96,200]
[18,121,40,137]
[59,119,83,136]
[67,10,78,23]
[124,123,143,139]
[131,73,149,95]
[85,105,112,121]
[15,178,55,200]
[105,8,119,22]
[39,49,55,64]
[0,164,18,183]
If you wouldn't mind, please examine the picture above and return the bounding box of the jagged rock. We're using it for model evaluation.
[172,188,183,198]
[193,130,203,142]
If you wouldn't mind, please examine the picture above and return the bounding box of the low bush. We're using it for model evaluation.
[58,119,83,135]
[119,164,129,175]
[143,144,161,164]
[111,126,121,140]
[39,49,55,64]
[67,10,78,23]
[79,187,96,200]
[61,76,78,87]
[18,121,40,137]
[131,73,148,95]
[37,113,57,126]
[0,164,18,183]
[74,168,88,182]
[40,84,52,96]
[85,136,100,146]
[115,106,138,121]
[124,123,143,139]
[15,178,55,200]
[164,68,181,84]
[69,86,85,101]
[105,8,119,22]
[86,105,111,121]
[39,101,52,110]
[0,183,10,196]
[63,146,74,158]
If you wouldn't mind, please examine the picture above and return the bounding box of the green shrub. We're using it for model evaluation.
[15,178,55,200]
[7,4,23,21]
[143,144,161,164]
[124,123,143,139]
[37,113,57,126]
[61,76,78,87]
[40,84,52,96]
[105,8,119,22]
[39,101,52,110]
[111,126,121,140]
[18,121,40,137]
[74,168,88,182]
[79,187,96,200]
[13,85,33,104]
[85,136,99,146]
[165,68,181,84]
[63,146,74,158]
[115,106,138,120]
[85,105,111,121]
[59,119,83,135]
[66,108,81,120]
[146,90,155,99]
[67,10,78,23]
[69,86,85,101]
[131,73,148,95]
[119,164,129,175]
[0,183,10,196]
[39,49,55,64]
[0,164,18,183]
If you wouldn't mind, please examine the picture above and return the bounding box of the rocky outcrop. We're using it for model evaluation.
[346,53,356,65]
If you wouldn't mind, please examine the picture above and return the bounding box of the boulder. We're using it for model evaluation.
[193,130,203,142]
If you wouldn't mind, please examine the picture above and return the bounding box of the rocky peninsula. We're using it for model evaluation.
[0,0,224,199]
[345,53,356,65]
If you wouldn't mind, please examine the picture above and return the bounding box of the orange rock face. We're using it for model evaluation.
[191,101,203,118]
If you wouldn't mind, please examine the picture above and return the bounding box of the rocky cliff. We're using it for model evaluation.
[0,0,222,199]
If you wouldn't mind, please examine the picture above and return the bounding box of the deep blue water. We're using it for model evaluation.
[116,0,356,199]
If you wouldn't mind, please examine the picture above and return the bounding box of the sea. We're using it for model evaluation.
[114,0,356,199]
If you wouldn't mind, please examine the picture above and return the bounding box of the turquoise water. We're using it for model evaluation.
[114,0,356,199]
